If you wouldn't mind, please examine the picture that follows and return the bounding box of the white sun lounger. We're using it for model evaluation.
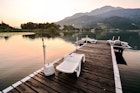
[81,37,97,43]
[56,53,85,77]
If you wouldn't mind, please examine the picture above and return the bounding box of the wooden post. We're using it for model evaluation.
[42,38,55,76]
[112,36,115,40]
[42,38,47,65]
[118,36,120,40]
[86,35,88,43]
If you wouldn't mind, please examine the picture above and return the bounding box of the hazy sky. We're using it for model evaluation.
[0,0,140,27]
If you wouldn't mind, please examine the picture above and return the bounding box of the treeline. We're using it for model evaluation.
[0,22,13,29]
[63,25,78,31]
[21,22,60,29]
[21,22,62,37]
[0,22,14,32]
[21,22,79,32]
[0,21,82,37]
[0,22,21,32]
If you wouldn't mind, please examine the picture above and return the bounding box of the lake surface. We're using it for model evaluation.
[0,32,76,90]
[103,32,140,93]
[0,32,140,93]
[118,50,140,93]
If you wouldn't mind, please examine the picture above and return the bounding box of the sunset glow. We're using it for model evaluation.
[0,0,140,27]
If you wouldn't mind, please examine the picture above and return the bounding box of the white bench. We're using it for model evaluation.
[56,53,85,77]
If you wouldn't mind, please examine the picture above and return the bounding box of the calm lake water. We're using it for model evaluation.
[103,32,140,93]
[0,32,140,93]
[0,32,76,90]
[118,50,140,93]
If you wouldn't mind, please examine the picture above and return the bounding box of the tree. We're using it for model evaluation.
[63,25,75,31]
[0,22,12,29]
[95,27,105,38]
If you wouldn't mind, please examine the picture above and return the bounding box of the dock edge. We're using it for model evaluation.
[111,46,123,93]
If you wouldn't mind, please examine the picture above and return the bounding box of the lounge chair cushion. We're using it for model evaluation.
[56,53,85,77]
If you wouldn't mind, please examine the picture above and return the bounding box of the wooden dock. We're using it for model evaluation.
[2,40,122,93]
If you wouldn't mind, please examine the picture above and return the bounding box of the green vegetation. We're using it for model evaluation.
[0,22,16,32]
[20,22,61,37]
[0,22,82,37]
[0,22,62,37]
[0,22,12,29]
[1,21,140,39]
[21,22,60,29]
[63,25,77,31]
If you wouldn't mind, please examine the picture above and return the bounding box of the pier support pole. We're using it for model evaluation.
[86,35,88,43]
[114,47,123,55]
[42,38,55,76]
[42,38,47,65]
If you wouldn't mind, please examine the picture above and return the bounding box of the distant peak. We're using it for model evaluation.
[88,6,122,16]
[101,5,114,8]
[99,5,123,10]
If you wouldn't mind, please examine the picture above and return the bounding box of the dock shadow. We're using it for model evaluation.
[115,52,127,65]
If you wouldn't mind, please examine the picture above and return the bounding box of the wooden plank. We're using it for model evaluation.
[13,83,37,93]
[85,58,113,70]
[8,88,19,93]
[80,71,115,92]
[54,72,112,93]
[6,40,116,93]
[24,77,58,93]
[39,72,94,93]
[33,73,79,93]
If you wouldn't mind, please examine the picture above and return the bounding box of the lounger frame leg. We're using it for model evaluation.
[55,70,61,76]
[75,63,81,77]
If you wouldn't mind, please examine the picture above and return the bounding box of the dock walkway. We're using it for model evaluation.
[2,41,120,93]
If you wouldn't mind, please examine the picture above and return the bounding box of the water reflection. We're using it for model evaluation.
[21,31,140,50]
[22,33,77,44]
[0,33,76,90]
[0,36,11,40]
[118,50,140,93]
[23,34,37,39]
[115,52,127,65]
[22,33,53,39]
[95,32,140,50]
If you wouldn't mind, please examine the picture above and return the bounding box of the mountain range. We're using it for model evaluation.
[56,6,140,30]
